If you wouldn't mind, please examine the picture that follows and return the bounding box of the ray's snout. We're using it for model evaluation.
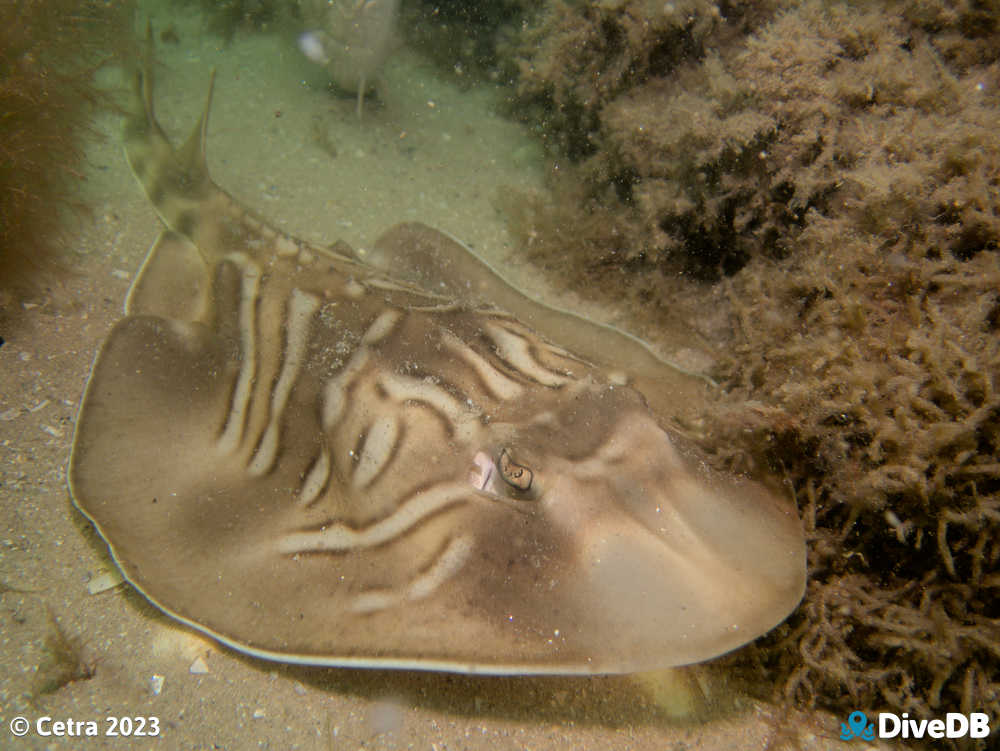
[539,411,806,668]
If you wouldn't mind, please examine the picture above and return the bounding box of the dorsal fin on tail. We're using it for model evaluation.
[123,22,224,252]
[177,69,216,185]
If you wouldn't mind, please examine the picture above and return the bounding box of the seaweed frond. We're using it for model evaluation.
[0,0,132,291]
[32,609,96,696]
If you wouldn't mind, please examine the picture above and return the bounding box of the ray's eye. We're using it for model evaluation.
[498,449,533,492]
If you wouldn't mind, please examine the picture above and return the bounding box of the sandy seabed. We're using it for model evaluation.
[0,5,894,750]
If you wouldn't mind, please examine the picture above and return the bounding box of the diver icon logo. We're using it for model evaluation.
[841,711,876,741]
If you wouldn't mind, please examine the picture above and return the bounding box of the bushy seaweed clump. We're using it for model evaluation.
[510,0,778,162]
[0,0,131,291]
[506,0,1000,739]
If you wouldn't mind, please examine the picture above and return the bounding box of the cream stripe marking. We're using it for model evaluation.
[349,535,475,613]
[343,278,365,299]
[321,347,370,430]
[278,482,474,553]
[348,591,396,614]
[404,301,463,314]
[408,535,474,599]
[441,330,524,401]
[503,318,588,364]
[361,309,402,345]
[484,322,571,387]
[353,415,400,489]
[365,277,429,294]
[298,448,331,507]
[320,311,399,431]
[248,288,321,476]
[377,371,476,438]
[275,234,299,257]
[216,254,261,455]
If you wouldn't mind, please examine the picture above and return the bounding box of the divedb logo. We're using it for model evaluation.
[840,710,992,741]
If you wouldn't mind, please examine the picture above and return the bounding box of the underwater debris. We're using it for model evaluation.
[310,112,340,158]
[299,0,400,118]
[33,610,96,696]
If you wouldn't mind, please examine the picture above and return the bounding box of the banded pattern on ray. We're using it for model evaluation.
[68,31,806,674]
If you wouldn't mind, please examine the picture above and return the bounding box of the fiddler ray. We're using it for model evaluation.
[68,30,805,674]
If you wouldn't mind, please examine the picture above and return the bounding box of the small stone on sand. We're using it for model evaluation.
[189,656,209,674]
[86,569,123,594]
